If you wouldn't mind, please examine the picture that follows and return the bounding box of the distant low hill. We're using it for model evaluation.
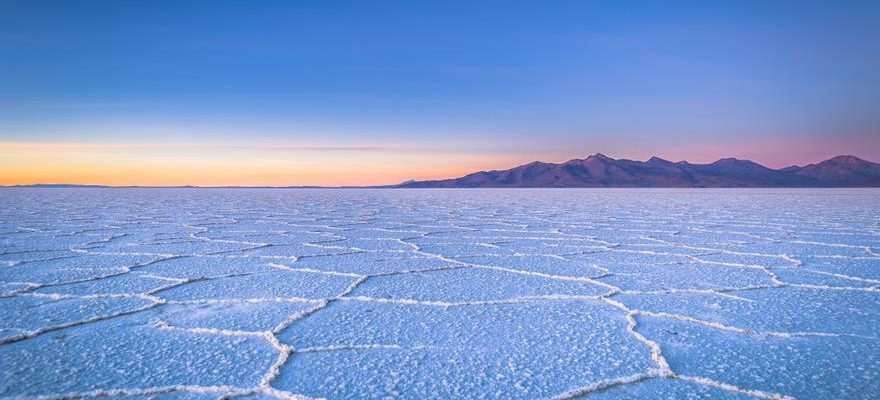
[11,183,112,188]
[397,154,880,188]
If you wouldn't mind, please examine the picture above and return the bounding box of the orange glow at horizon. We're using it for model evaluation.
[3,140,875,186]
[0,142,525,186]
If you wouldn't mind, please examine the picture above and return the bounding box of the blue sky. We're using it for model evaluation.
[1,0,878,185]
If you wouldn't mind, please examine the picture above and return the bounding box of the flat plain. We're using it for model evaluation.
[1,188,878,399]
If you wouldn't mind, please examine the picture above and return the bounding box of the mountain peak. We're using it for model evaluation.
[826,155,870,165]
[589,153,613,160]
[709,157,763,167]
[789,154,880,185]
[647,156,672,164]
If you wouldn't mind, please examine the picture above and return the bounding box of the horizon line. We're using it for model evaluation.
[3,153,876,188]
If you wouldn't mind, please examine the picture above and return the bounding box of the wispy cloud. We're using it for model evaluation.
[0,101,178,110]
[0,142,403,153]
[0,141,554,156]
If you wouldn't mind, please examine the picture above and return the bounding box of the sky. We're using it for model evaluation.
[1,0,879,186]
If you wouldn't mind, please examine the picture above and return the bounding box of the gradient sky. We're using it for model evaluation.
[2,0,879,186]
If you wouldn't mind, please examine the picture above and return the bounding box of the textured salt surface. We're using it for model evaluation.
[0,188,878,399]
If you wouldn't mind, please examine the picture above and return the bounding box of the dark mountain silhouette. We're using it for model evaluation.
[397,154,880,188]
[787,155,880,186]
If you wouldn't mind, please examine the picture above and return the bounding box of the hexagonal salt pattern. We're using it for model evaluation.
[0,188,878,399]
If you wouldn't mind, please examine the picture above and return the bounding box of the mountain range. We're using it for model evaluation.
[397,155,880,188]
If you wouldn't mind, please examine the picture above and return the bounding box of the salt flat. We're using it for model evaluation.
[0,188,878,399]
